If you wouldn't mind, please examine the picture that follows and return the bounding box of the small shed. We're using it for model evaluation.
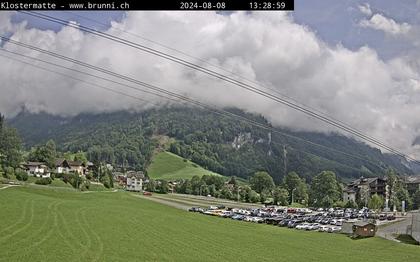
[341,221,355,234]
[353,221,376,237]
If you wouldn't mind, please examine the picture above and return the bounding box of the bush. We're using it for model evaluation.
[15,169,28,181]
[3,167,14,179]
[80,180,90,191]
[85,172,93,180]
[35,177,52,185]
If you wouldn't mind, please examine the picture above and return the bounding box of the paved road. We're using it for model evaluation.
[377,214,412,241]
[134,194,191,210]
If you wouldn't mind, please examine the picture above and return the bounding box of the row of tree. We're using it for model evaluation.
[150,169,420,210]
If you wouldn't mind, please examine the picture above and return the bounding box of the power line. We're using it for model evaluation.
[66,11,371,140]
[0,39,389,168]
[18,11,417,163]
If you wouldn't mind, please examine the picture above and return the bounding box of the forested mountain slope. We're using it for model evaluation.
[8,107,413,183]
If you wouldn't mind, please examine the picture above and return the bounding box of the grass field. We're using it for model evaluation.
[147,151,221,180]
[0,186,419,261]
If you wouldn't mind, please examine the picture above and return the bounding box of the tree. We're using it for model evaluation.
[28,140,57,169]
[273,186,289,206]
[73,151,88,164]
[2,166,13,178]
[393,180,412,211]
[368,194,384,211]
[413,190,420,210]
[146,179,156,192]
[309,171,341,208]
[157,180,169,194]
[15,168,28,181]
[283,172,308,204]
[247,189,260,203]
[0,118,22,168]
[250,171,274,194]
[220,186,233,200]
[228,176,237,186]
[344,200,358,209]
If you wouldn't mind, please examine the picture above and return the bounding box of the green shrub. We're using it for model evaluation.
[3,167,14,179]
[15,169,28,181]
[35,177,52,185]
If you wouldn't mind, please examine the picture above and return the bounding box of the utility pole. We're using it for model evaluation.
[291,188,296,205]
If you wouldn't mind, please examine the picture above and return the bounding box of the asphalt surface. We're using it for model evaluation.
[376,214,412,241]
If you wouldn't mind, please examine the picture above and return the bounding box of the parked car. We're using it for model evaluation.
[387,214,396,220]
[232,214,245,220]
[253,217,265,223]
[279,219,291,227]
[318,225,329,232]
[307,223,320,230]
[328,226,341,233]
[243,216,253,222]
[296,223,310,230]
[288,220,302,228]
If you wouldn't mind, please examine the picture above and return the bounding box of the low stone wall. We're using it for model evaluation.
[411,211,420,242]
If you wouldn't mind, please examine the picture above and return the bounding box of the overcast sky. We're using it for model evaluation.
[1,1,420,158]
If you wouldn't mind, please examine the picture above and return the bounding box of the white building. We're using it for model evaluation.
[126,171,144,192]
[24,162,51,178]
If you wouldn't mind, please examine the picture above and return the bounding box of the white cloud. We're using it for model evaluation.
[359,13,412,36]
[1,11,420,159]
[358,3,372,16]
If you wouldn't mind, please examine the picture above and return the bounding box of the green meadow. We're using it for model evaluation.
[0,186,419,262]
[147,151,221,180]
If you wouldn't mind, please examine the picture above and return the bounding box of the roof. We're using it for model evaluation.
[66,160,83,166]
[354,221,375,227]
[56,159,83,167]
[349,177,386,187]
[25,162,46,167]
[127,171,145,179]
[405,176,420,184]
[343,188,356,193]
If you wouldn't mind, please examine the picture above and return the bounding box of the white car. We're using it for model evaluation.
[307,223,320,230]
[243,216,253,222]
[252,217,264,223]
[328,226,342,233]
[318,225,329,232]
[296,223,310,230]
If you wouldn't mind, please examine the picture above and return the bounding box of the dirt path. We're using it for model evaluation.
[0,184,20,190]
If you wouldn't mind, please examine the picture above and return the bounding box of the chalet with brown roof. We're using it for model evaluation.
[56,159,86,175]
[23,162,51,178]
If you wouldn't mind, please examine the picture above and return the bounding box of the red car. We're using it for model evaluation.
[143,191,152,196]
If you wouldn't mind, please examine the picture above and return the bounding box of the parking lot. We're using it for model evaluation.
[189,205,398,234]
[140,193,399,235]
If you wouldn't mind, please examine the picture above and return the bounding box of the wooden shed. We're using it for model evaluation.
[352,221,376,237]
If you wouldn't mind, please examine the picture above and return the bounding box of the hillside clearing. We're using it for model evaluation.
[147,151,221,180]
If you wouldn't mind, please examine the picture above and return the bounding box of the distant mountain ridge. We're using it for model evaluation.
[7,106,415,182]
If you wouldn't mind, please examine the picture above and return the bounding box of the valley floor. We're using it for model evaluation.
[0,185,419,261]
